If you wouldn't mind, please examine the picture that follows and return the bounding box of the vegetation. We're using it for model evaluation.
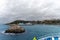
[5,19,60,25]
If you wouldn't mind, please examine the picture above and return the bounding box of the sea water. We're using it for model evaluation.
[0,24,60,40]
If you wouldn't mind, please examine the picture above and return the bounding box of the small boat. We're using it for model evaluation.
[38,36,59,40]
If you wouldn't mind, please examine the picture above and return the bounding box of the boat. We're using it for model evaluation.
[38,36,60,40]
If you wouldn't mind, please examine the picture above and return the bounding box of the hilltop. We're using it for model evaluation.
[5,19,60,25]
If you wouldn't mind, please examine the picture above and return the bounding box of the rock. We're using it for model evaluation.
[5,27,25,33]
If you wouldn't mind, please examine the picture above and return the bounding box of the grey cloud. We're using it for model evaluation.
[0,0,60,24]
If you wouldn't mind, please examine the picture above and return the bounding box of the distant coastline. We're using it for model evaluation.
[5,19,60,25]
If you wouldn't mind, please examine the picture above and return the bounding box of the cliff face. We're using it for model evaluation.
[9,24,20,29]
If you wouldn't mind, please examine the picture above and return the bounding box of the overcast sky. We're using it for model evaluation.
[0,0,60,24]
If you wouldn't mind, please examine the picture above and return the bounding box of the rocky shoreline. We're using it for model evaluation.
[5,24,25,33]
